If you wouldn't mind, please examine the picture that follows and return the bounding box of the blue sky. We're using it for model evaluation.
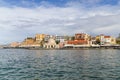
[1,0,119,7]
[0,0,120,44]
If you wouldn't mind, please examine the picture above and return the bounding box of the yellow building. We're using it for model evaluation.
[20,37,36,47]
[35,34,46,43]
[95,34,116,45]
[111,37,116,45]
[20,34,46,47]
[24,37,35,45]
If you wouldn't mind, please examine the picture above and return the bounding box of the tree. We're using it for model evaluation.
[65,36,70,41]
[116,33,120,44]
[71,36,75,40]
[96,38,100,45]
[56,40,60,44]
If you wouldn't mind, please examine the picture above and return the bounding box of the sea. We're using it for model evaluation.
[0,49,120,80]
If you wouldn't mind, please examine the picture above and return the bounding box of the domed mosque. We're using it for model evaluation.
[43,36,57,49]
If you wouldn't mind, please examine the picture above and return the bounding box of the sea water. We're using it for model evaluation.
[0,49,120,80]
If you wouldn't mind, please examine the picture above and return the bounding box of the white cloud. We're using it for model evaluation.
[0,1,120,44]
[79,0,101,4]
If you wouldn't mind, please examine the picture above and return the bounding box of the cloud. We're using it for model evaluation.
[0,1,120,44]
[78,0,101,4]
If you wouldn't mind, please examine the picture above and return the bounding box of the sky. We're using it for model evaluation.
[0,0,120,44]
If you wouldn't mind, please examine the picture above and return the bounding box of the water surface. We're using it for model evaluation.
[0,49,120,80]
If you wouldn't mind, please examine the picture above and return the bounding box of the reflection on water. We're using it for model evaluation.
[0,49,120,80]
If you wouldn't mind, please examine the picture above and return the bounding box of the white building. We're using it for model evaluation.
[100,34,116,45]
[55,36,66,42]
[43,38,57,49]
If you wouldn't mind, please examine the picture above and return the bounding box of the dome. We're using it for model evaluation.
[48,38,56,45]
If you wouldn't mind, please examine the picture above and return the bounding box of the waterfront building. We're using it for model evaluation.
[20,37,36,47]
[67,40,88,45]
[55,36,66,42]
[90,37,96,44]
[34,34,46,47]
[43,37,57,49]
[97,34,116,45]
[44,35,56,42]
[68,33,90,45]
[54,35,68,48]
[10,42,20,47]
[59,42,66,48]
[90,37,100,47]
[35,34,46,43]
[64,33,91,48]
[75,33,90,41]
[22,37,35,45]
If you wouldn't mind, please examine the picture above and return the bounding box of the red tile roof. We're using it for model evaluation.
[104,36,110,38]
[67,40,88,45]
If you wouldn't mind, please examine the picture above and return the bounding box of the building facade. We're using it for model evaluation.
[20,37,36,47]
[43,38,57,49]
[64,33,91,48]
[75,33,90,41]
[97,34,116,45]
[35,34,46,43]
[10,42,20,47]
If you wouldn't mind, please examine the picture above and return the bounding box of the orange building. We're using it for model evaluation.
[75,33,90,41]
[67,40,88,45]
[66,33,90,45]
